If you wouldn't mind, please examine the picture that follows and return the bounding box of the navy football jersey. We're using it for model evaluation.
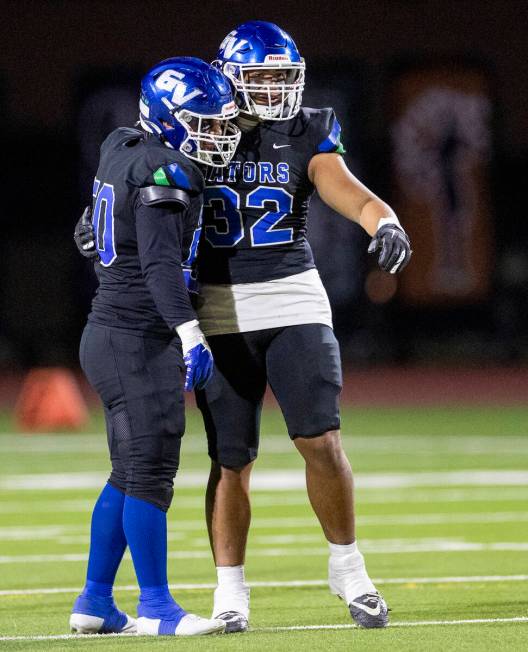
[88,127,204,335]
[198,108,344,284]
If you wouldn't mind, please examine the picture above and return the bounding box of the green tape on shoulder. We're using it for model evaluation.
[335,142,346,155]
[153,167,170,186]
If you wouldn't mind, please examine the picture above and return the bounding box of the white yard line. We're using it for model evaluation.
[360,511,528,526]
[359,488,528,504]
[2,540,528,564]
[2,511,528,542]
[3,487,528,514]
[0,616,527,640]
[1,574,528,597]
[2,433,527,455]
[0,500,96,514]
[2,469,528,491]
[260,616,528,631]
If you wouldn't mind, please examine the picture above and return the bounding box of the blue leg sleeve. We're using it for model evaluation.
[123,495,186,630]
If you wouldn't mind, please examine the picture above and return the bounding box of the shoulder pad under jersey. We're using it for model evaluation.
[100,127,144,155]
[139,185,190,209]
[144,140,205,195]
[302,107,346,156]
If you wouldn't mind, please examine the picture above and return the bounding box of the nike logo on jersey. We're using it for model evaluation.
[273,143,291,149]
[348,600,382,616]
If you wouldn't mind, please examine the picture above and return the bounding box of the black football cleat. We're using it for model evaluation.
[348,592,389,628]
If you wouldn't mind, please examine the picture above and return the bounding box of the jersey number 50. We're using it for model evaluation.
[203,186,294,248]
[92,179,117,266]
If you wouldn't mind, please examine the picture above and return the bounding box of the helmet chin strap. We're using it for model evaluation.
[253,102,283,120]
[235,97,285,130]
[236,112,261,132]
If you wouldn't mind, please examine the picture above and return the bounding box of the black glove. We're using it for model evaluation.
[368,222,412,274]
[74,206,98,259]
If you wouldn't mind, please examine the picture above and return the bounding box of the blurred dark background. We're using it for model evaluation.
[1,0,527,371]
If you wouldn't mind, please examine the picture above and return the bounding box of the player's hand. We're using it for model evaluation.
[176,320,214,391]
[74,206,99,259]
[183,342,214,391]
[368,222,412,274]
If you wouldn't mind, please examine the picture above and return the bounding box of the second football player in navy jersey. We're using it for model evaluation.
[194,22,411,632]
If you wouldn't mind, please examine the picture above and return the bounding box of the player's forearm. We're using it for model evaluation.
[356,197,399,237]
[319,183,396,236]
[311,154,398,237]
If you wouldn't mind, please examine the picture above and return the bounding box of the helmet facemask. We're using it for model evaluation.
[222,60,305,121]
[176,104,241,167]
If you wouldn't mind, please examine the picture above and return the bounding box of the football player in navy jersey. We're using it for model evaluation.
[194,21,411,632]
[70,57,240,637]
[75,23,412,633]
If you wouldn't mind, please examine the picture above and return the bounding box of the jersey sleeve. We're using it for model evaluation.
[136,200,197,330]
[310,108,346,156]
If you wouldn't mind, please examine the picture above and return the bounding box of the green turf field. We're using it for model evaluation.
[1,406,528,650]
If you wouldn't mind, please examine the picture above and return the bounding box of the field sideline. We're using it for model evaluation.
[0,406,527,650]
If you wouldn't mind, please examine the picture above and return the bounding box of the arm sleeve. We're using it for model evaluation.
[136,200,197,330]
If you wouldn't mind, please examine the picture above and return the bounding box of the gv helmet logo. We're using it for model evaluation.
[221,35,249,58]
[155,69,202,107]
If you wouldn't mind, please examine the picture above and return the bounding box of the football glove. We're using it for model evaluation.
[74,206,99,259]
[176,320,214,391]
[368,221,412,274]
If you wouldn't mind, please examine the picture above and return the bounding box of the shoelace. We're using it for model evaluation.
[361,592,392,612]
[218,611,243,620]
[362,592,382,605]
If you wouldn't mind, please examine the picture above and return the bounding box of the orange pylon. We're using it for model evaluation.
[14,368,89,431]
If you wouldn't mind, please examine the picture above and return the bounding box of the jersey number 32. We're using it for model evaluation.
[203,186,294,248]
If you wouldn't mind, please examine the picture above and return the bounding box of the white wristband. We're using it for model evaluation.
[175,319,206,355]
[377,216,401,230]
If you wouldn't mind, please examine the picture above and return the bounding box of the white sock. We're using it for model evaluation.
[328,541,376,601]
[216,565,246,589]
[213,566,249,619]
[328,542,358,557]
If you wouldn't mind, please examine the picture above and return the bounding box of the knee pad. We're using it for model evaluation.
[127,435,182,512]
[127,478,176,513]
